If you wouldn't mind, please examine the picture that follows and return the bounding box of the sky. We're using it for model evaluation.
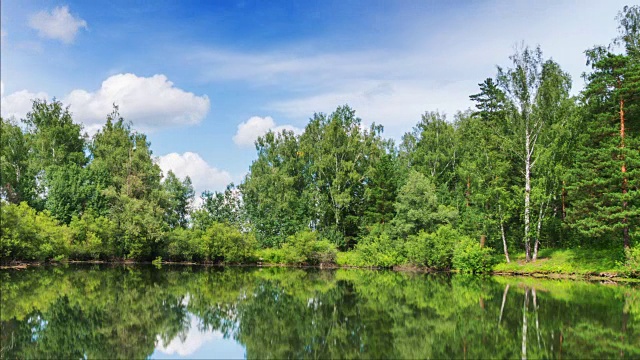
[0,0,634,197]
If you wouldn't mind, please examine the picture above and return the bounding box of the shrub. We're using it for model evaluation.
[405,225,459,269]
[258,230,337,265]
[165,227,201,262]
[1,202,71,262]
[199,222,257,263]
[452,236,495,273]
[625,247,640,277]
[351,231,404,267]
[69,211,117,260]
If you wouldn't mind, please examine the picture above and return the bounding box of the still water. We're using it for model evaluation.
[1,265,638,359]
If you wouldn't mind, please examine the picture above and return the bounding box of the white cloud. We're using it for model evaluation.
[64,73,210,133]
[0,81,49,120]
[232,116,302,147]
[156,152,233,196]
[28,6,87,44]
[155,315,225,357]
[1,74,209,134]
[1,28,7,39]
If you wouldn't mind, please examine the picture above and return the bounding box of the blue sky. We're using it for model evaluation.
[0,0,632,197]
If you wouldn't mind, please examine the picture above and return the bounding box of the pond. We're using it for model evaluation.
[1,265,638,359]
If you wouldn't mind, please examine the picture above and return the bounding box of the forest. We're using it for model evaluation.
[1,5,639,275]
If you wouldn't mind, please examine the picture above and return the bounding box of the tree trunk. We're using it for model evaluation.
[499,284,510,324]
[522,288,529,360]
[561,181,566,221]
[499,205,510,263]
[524,134,532,261]
[620,98,630,249]
[532,288,541,350]
[533,199,547,261]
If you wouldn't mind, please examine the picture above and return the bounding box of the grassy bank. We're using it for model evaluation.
[493,248,638,279]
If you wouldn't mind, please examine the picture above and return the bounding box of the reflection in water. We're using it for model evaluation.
[1,265,638,359]
[153,315,244,359]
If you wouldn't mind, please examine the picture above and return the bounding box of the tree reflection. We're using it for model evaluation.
[1,266,638,359]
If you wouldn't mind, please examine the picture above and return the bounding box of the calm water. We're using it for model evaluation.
[1,265,638,359]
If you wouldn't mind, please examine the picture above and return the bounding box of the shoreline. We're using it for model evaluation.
[2,260,637,283]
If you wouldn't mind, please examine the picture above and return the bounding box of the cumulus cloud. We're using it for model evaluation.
[1,74,209,134]
[156,152,232,196]
[64,73,210,133]
[0,81,48,120]
[233,116,302,147]
[28,6,87,44]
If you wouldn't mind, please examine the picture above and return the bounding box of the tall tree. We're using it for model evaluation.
[0,118,33,203]
[241,130,309,247]
[22,100,87,210]
[495,45,573,261]
[300,106,385,248]
[568,5,640,249]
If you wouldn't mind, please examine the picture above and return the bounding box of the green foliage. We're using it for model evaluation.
[192,183,245,230]
[452,237,495,273]
[161,170,194,229]
[392,170,458,237]
[348,230,405,267]
[68,211,116,260]
[625,247,640,276]
[405,225,461,269]
[164,227,201,262]
[0,202,70,262]
[0,117,33,204]
[199,222,257,263]
[258,230,337,265]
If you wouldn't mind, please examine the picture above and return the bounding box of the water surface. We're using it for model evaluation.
[1,265,638,359]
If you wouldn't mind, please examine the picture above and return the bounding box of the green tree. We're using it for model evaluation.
[241,130,309,247]
[392,170,458,237]
[193,183,245,230]
[568,5,640,249]
[0,118,34,203]
[162,170,194,229]
[495,45,573,261]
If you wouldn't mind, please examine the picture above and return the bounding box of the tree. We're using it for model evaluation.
[162,170,194,229]
[392,170,458,237]
[192,183,245,230]
[0,118,33,203]
[401,112,458,201]
[300,106,385,248]
[568,5,640,249]
[241,130,309,247]
[22,100,87,210]
[495,45,573,261]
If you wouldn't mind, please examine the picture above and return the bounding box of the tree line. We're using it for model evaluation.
[1,5,638,273]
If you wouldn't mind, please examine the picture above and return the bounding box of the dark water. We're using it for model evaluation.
[1,265,638,359]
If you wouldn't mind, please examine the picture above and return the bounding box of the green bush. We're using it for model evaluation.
[199,222,258,263]
[625,247,640,276]
[165,227,201,262]
[258,230,337,265]
[1,202,70,262]
[452,236,495,273]
[405,225,459,269]
[69,211,117,260]
[351,231,404,267]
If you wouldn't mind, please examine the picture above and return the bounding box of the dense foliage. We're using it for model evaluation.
[0,6,638,274]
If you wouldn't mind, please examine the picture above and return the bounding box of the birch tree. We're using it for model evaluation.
[496,46,572,261]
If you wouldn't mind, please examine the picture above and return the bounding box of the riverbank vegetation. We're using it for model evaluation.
[1,6,639,276]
